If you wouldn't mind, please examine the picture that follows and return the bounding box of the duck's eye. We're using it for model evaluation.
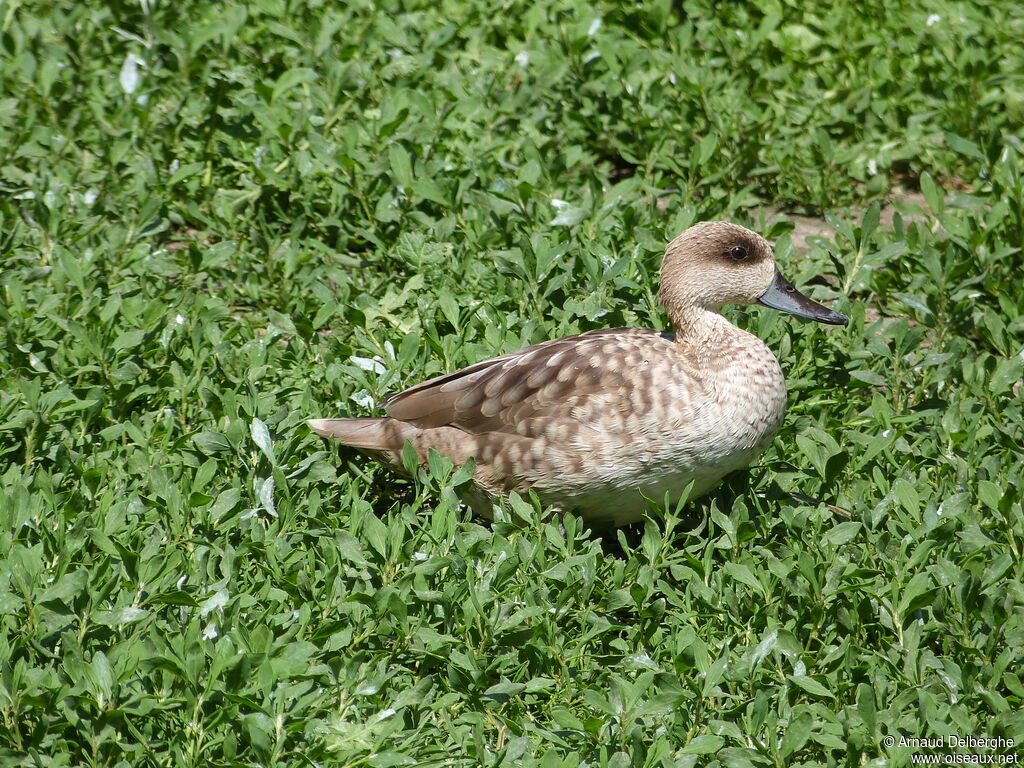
[728,245,749,261]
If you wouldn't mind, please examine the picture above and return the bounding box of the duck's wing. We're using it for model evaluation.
[383,328,673,436]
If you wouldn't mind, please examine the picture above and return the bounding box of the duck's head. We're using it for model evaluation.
[658,221,848,326]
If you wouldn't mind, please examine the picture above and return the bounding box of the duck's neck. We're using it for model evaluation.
[668,305,752,362]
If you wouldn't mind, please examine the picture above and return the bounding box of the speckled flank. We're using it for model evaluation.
[309,221,843,525]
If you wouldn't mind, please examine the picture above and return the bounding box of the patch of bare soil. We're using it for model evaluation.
[757,190,929,253]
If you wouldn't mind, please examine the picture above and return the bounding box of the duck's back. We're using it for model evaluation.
[386,327,679,437]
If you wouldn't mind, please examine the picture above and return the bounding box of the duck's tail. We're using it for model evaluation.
[307,417,415,451]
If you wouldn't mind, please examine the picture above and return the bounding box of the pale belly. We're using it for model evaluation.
[538,428,780,525]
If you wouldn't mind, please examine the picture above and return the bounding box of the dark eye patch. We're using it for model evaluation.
[727,245,749,261]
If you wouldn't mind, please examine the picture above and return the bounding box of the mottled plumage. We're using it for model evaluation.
[310,221,847,525]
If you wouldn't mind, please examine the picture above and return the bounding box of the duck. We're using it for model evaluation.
[309,221,847,526]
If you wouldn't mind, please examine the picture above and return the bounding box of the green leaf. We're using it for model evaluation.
[990,357,1023,394]
[192,431,232,454]
[411,178,448,205]
[250,417,275,464]
[401,440,420,475]
[450,457,476,487]
[779,709,813,758]
[89,651,115,703]
[849,370,886,386]
[147,590,199,607]
[892,478,920,515]
[38,569,89,606]
[166,161,204,186]
[897,572,934,618]
[697,133,719,166]
[524,677,556,693]
[789,675,834,699]
[861,201,880,242]
[944,131,984,160]
[112,329,145,352]
[701,656,728,697]
[724,562,764,595]
[426,448,452,480]
[271,67,317,103]
[361,513,388,559]
[824,521,861,547]
[682,734,724,754]
[389,145,414,189]
[209,488,242,520]
[920,171,943,215]
[977,480,1003,511]
[857,683,876,734]
[482,681,525,700]
[368,751,417,767]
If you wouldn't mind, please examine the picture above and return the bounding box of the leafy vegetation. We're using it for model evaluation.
[1,0,1023,765]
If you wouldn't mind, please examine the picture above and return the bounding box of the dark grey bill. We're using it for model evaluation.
[758,268,848,325]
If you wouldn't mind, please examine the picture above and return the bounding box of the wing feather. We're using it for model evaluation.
[383,328,675,435]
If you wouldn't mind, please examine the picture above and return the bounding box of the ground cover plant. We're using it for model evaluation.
[1,0,1023,765]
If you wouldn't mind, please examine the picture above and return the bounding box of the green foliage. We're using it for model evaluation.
[1,0,1023,765]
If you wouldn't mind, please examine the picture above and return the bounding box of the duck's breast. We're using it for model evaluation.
[704,332,788,457]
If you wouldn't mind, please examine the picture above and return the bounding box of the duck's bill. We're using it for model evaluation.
[758,268,848,326]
